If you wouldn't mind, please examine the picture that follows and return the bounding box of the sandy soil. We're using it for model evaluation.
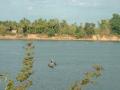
[0,34,120,41]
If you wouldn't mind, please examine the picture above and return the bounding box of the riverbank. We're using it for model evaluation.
[0,34,120,41]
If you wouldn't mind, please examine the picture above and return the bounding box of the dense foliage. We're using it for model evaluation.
[0,13,120,37]
[110,13,120,35]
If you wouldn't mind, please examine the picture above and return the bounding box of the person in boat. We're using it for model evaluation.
[51,59,57,66]
[48,59,57,68]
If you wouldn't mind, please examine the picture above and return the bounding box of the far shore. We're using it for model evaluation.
[0,34,120,41]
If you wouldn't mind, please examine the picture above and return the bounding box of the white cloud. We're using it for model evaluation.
[25,0,56,8]
[66,0,101,7]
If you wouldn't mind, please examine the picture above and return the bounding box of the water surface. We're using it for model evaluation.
[0,40,120,90]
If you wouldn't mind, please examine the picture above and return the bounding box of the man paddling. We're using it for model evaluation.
[48,59,57,68]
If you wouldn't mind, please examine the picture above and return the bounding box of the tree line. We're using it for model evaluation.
[0,13,120,38]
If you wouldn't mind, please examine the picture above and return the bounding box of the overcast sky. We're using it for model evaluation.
[0,0,120,23]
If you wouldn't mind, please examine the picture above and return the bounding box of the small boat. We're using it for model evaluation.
[48,59,57,68]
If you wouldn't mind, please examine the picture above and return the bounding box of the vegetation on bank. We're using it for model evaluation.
[0,13,120,38]
[5,41,34,90]
[70,64,103,90]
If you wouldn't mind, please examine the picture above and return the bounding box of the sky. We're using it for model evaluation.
[0,0,120,24]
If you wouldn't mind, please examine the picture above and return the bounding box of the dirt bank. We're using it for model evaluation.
[0,34,120,41]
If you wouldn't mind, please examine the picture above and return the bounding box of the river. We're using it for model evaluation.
[0,40,120,90]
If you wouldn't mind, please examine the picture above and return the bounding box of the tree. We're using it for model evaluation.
[75,23,86,38]
[19,18,31,35]
[47,28,56,37]
[4,21,18,31]
[0,24,7,35]
[84,23,95,37]
[31,18,48,34]
[69,23,77,35]
[59,20,70,35]
[98,19,111,35]
[48,19,60,34]
[110,13,120,35]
